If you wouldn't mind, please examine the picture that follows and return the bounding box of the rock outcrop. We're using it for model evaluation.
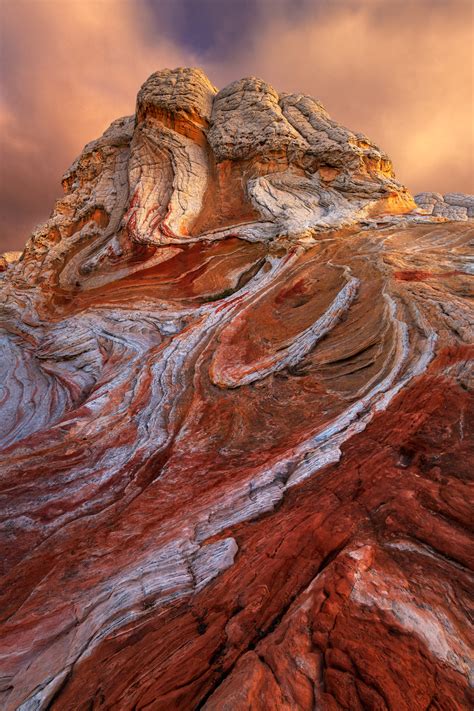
[415,191,474,220]
[0,68,473,710]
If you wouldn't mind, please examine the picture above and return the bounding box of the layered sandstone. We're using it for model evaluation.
[414,191,474,220]
[0,68,473,710]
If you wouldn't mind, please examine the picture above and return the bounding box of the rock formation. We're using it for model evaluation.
[0,67,473,710]
[414,191,474,221]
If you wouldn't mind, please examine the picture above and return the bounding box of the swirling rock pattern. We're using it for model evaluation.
[0,68,473,710]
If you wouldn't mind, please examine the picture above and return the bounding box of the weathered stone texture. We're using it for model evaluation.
[0,68,473,711]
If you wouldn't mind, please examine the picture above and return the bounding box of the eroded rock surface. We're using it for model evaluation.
[0,68,473,710]
[415,191,474,220]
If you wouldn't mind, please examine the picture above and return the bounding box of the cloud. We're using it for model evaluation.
[1,0,473,251]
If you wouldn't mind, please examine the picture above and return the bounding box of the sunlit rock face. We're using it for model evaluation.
[0,67,473,710]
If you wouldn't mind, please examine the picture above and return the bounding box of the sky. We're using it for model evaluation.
[0,0,473,252]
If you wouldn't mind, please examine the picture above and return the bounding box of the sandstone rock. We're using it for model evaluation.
[432,201,468,220]
[0,68,473,711]
[137,67,216,123]
[415,191,474,220]
[0,251,22,273]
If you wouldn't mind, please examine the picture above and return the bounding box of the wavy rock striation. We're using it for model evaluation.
[0,67,473,710]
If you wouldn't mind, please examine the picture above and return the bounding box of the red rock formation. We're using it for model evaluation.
[0,68,473,710]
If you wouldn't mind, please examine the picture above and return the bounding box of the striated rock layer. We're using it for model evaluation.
[0,68,473,710]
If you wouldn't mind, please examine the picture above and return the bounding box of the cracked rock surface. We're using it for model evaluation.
[0,67,473,710]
